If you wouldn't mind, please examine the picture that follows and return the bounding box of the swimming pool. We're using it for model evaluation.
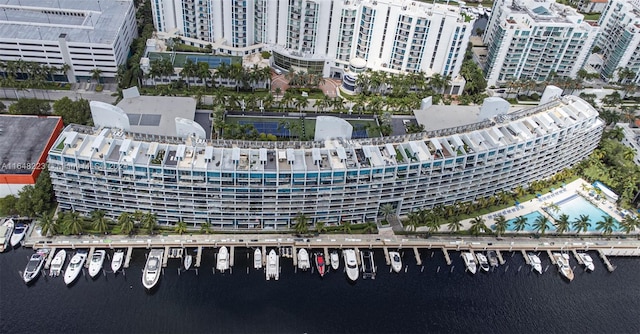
[500,211,555,232]
[550,195,619,231]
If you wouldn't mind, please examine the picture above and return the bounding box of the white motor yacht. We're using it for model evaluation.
[389,251,402,273]
[216,246,229,272]
[254,248,262,269]
[553,252,574,281]
[527,253,543,274]
[330,250,340,271]
[462,252,477,275]
[10,223,28,247]
[297,248,310,271]
[88,250,106,278]
[184,254,193,270]
[0,218,15,252]
[142,249,164,289]
[343,249,359,282]
[577,252,595,272]
[266,249,279,280]
[23,249,49,284]
[476,253,490,272]
[111,250,124,273]
[64,250,88,285]
[49,249,67,277]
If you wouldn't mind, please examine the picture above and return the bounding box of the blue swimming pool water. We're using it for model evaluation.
[502,211,555,232]
[550,195,619,231]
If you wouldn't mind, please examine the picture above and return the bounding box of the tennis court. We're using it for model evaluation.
[185,55,233,68]
[238,120,291,137]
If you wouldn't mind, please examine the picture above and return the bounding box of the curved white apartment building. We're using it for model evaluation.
[48,96,604,229]
[151,0,474,79]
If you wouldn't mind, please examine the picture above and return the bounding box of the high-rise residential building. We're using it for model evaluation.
[0,0,137,83]
[595,0,640,83]
[150,0,474,81]
[482,0,598,87]
[48,96,603,228]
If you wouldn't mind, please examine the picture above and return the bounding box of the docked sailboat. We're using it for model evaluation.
[23,249,49,284]
[266,249,279,280]
[0,218,15,252]
[49,249,67,277]
[10,223,28,247]
[527,253,543,274]
[389,251,402,273]
[64,250,88,285]
[88,250,106,278]
[553,252,574,281]
[330,250,340,271]
[487,250,499,268]
[297,248,310,271]
[184,254,193,271]
[343,249,359,282]
[475,252,490,272]
[462,252,477,274]
[216,246,229,272]
[577,252,595,272]
[314,252,326,277]
[142,249,164,290]
[254,248,262,269]
[361,250,376,279]
[111,250,124,273]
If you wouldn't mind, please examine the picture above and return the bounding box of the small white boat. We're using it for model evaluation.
[64,250,88,285]
[577,252,595,272]
[553,252,574,281]
[462,252,477,275]
[330,250,340,271]
[527,253,543,274]
[216,246,229,272]
[476,253,490,272]
[142,249,164,290]
[88,250,106,278]
[389,251,402,273]
[266,249,279,280]
[487,250,499,268]
[10,223,28,247]
[184,254,193,271]
[344,249,359,282]
[297,248,310,271]
[254,248,262,269]
[111,250,124,273]
[49,249,67,277]
[23,249,49,284]
[0,218,15,252]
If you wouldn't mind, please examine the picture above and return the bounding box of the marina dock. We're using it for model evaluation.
[547,250,556,265]
[598,250,616,272]
[383,247,390,265]
[496,250,505,265]
[442,248,452,265]
[521,250,530,265]
[413,247,422,266]
[44,247,57,269]
[572,250,583,265]
[123,246,133,268]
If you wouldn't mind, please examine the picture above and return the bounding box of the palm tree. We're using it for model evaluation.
[493,215,508,237]
[406,210,421,232]
[118,212,134,235]
[469,216,488,236]
[38,213,58,237]
[425,216,442,233]
[200,221,211,234]
[64,211,84,235]
[294,212,309,235]
[380,203,395,222]
[595,215,617,236]
[532,215,551,235]
[513,216,528,232]
[341,220,352,234]
[90,68,102,84]
[572,214,592,234]
[91,210,110,234]
[620,215,639,235]
[175,220,188,234]
[363,222,377,234]
[142,212,158,235]
[447,218,463,233]
[554,214,571,234]
[315,221,327,234]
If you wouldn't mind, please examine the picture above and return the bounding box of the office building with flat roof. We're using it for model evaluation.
[0,0,137,83]
[48,96,603,229]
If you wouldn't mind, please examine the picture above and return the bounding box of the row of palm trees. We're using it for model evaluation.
[38,210,159,236]
[354,70,451,97]
[293,212,377,235]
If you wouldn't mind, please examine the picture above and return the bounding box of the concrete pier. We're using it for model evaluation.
[572,250,583,265]
[323,247,330,266]
[262,245,267,266]
[413,247,422,266]
[383,247,390,265]
[547,250,556,265]
[44,247,57,269]
[355,248,361,266]
[521,250,530,265]
[598,250,616,272]
[162,246,170,267]
[123,246,133,268]
[194,246,203,268]
[85,247,95,268]
[496,250,505,265]
[442,248,452,265]
[292,246,298,266]
[230,246,235,267]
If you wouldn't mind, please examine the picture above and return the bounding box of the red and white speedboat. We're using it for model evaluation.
[315,252,326,278]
